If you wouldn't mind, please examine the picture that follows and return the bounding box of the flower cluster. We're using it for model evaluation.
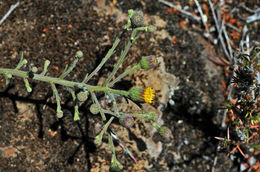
[0,9,173,171]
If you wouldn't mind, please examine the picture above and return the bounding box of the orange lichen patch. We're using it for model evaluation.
[221,81,227,89]
[229,18,237,24]
[221,12,230,22]
[49,129,57,137]
[54,66,59,71]
[25,51,30,57]
[4,148,16,157]
[230,30,241,40]
[167,7,173,14]
[166,7,180,15]
[229,39,234,47]
[110,0,117,6]
[142,87,155,104]
[171,36,179,44]
[179,20,188,29]
[236,21,243,29]
[43,28,48,33]
[252,162,260,171]
[206,23,211,30]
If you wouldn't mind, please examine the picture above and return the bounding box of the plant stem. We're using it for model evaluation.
[108,63,141,87]
[90,91,107,121]
[103,30,137,86]
[84,37,121,83]
[0,68,129,97]
[51,83,63,118]
[59,56,79,79]
[107,92,120,117]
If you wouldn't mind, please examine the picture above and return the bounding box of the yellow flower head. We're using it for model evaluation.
[129,87,155,104]
[142,87,155,103]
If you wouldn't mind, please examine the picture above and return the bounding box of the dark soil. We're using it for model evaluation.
[0,0,258,171]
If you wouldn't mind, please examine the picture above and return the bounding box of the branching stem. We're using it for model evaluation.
[0,68,129,97]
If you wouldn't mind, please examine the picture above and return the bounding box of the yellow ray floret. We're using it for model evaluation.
[142,87,155,103]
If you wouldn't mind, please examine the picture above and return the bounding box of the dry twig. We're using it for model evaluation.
[159,0,201,22]
[208,0,230,60]
[194,0,209,32]
[0,1,20,25]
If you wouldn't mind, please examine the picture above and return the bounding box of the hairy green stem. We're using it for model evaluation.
[108,130,123,170]
[94,116,115,145]
[103,30,137,86]
[108,63,141,87]
[66,87,80,121]
[59,57,79,79]
[107,92,120,117]
[0,68,129,97]
[51,83,63,118]
[40,60,50,76]
[90,91,107,121]
[85,37,121,83]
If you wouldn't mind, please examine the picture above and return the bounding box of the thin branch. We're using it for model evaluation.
[222,24,233,60]
[245,30,250,55]
[245,11,260,23]
[217,16,225,42]
[107,92,120,117]
[110,132,138,163]
[239,5,260,14]
[85,37,121,83]
[103,30,137,86]
[226,23,241,32]
[239,25,249,53]
[194,0,209,32]
[108,64,140,87]
[208,0,230,60]
[159,0,201,22]
[90,91,107,121]
[0,1,20,25]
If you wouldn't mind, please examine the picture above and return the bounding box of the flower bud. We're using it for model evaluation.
[32,66,38,73]
[22,59,28,65]
[76,50,83,58]
[131,11,144,27]
[129,87,155,104]
[57,111,63,118]
[119,114,134,128]
[139,55,158,70]
[77,91,88,102]
[90,104,99,115]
